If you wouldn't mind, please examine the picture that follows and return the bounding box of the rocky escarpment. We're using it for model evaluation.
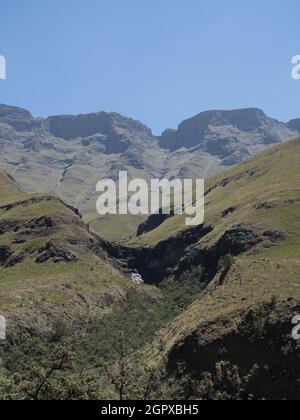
[159,108,297,164]
[0,104,42,132]
[0,193,109,269]
[287,118,300,133]
[46,111,156,154]
[47,111,153,140]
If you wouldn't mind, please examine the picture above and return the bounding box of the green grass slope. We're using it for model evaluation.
[138,138,300,399]
[0,170,159,341]
[133,137,300,249]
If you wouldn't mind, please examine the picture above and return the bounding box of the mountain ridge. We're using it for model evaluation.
[0,103,299,240]
[1,103,299,141]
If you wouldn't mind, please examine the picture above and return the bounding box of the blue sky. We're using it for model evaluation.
[0,0,300,134]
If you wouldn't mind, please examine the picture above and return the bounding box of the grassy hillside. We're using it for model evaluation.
[0,171,222,399]
[0,171,160,339]
[136,138,300,399]
[133,137,300,249]
[0,139,299,399]
[0,170,186,400]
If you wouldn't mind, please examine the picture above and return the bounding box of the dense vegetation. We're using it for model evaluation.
[0,266,209,400]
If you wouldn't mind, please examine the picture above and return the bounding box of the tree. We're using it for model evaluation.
[15,339,99,400]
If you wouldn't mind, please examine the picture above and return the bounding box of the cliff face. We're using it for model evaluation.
[0,104,33,121]
[288,118,300,132]
[160,108,298,164]
[46,111,156,153]
[0,104,41,132]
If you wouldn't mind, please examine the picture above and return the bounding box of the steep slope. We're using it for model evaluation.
[135,138,300,399]
[0,170,159,342]
[134,137,300,247]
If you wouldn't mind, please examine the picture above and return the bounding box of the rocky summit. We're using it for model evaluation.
[159,108,297,162]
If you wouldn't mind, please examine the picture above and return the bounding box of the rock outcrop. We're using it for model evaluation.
[36,240,78,263]
[159,109,297,161]
[287,118,300,132]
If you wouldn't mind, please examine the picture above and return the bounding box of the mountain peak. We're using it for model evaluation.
[0,104,33,120]
[0,104,36,132]
[287,118,300,133]
[46,111,154,141]
[159,108,294,152]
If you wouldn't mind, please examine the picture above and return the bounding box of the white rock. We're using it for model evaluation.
[131,272,144,284]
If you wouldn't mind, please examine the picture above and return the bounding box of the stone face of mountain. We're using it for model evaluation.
[0,104,42,132]
[47,112,156,153]
[0,103,298,240]
[160,108,297,164]
[288,118,300,133]
[0,104,33,122]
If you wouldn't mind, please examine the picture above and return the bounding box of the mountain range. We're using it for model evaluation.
[0,103,299,240]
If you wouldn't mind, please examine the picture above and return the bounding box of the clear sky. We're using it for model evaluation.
[0,0,300,134]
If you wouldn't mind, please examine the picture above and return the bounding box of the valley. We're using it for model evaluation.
[0,103,299,400]
[0,127,300,399]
